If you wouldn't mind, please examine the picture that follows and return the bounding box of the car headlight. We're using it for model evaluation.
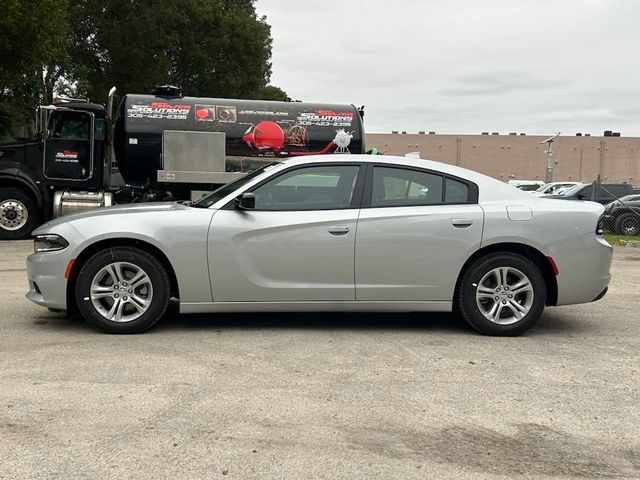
[34,234,69,253]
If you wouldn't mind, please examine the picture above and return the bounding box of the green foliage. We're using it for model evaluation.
[0,0,71,137]
[70,0,279,104]
[0,0,288,139]
[604,233,640,245]
[255,85,291,102]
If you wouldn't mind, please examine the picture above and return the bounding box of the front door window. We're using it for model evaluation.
[252,165,361,210]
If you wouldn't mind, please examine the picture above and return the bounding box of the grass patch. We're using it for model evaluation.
[604,233,640,245]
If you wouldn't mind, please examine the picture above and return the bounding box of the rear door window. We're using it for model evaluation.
[445,178,470,203]
[371,166,444,207]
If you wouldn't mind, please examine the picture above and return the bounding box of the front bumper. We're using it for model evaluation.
[601,214,615,230]
[26,250,71,310]
[25,223,84,311]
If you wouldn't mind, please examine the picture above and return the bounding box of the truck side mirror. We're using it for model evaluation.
[234,192,255,210]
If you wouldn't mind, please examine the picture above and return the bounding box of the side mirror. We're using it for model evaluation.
[234,192,255,210]
[577,192,587,199]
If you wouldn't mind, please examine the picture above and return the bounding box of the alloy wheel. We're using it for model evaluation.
[90,262,153,322]
[475,266,535,325]
[621,218,640,236]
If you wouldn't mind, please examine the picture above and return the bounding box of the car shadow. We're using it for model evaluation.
[156,310,472,334]
[35,306,596,337]
[155,308,595,337]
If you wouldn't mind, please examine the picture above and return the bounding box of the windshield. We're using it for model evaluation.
[535,183,552,192]
[517,184,540,191]
[555,183,585,196]
[193,162,281,208]
[618,194,640,203]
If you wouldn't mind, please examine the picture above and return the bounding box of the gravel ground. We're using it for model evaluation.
[1,240,639,479]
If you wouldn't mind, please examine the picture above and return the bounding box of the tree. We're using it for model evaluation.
[70,0,282,104]
[0,0,288,139]
[0,0,71,137]
[255,85,291,102]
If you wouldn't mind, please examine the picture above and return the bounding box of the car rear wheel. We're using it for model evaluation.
[615,213,640,236]
[75,247,170,334]
[457,252,546,336]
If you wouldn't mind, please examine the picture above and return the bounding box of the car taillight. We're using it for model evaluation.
[596,216,604,235]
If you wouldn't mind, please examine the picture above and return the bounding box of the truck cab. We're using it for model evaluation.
[39,103,108,189]
[0,101,111,239]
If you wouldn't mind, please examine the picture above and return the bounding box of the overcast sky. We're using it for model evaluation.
[255,0,640,136]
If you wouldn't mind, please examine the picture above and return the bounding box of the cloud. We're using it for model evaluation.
[256,0,640,135]
[440,71,566,96]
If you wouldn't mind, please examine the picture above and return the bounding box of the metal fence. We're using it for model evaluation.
[593,178,640,236]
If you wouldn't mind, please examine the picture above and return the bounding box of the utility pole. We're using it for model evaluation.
[541,132,561,183]
[598,139,605,178]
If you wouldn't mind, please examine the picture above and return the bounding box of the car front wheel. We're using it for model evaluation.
[615,213,640,236]
[75,247,171,334]
[457,252,546,336]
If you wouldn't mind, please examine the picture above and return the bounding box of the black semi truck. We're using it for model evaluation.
[0,86,365,239]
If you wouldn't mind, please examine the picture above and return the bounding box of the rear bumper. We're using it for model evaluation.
[592,287,608,302]
[553,236,613,306]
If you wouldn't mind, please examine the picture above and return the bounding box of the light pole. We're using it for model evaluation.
[541,132,560,183]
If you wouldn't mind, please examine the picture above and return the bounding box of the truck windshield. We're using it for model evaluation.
[193,162,281,208]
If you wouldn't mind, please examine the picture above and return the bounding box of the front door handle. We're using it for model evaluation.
[452,218,474,228]
[328,225,350,235]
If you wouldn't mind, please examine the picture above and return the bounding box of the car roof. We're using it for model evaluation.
[278,154,483,179]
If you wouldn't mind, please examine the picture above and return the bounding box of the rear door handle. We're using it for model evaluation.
[328,225,350,235]
[452,218,474,228]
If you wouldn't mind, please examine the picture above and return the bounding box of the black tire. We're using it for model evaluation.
[0,187,40,240]
[457,252,546,336]
[614,213,640,236]
[75,247,171,334]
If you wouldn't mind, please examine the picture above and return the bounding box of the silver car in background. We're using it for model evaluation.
[26,155,612,335]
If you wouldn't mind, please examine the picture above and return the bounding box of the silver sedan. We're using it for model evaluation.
[26,155,613,335]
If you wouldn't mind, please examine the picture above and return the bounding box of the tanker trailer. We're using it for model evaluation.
[112,86,365,201]
[0,85,364,239]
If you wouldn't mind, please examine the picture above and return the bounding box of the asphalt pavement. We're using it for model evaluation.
[1,240,639,479]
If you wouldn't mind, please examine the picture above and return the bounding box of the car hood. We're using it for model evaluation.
[33,202,206,234]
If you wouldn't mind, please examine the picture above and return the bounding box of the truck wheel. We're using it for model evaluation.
[615,213,640,236]
[0,187,40,240]
[75,247,171,334]
[457,252,547,336]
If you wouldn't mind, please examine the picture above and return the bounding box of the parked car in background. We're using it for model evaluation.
[26,155,612,336]
[603,194,640,235]
[532,181,581,196]
[508,180,545,191]
[549,185,575,196]
[545,183,634,205]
